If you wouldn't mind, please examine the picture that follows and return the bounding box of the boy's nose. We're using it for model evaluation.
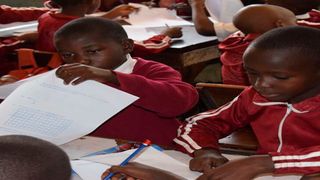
[254,76,271,89]
[79,58,91,65]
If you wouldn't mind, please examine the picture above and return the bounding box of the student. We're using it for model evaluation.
[31,0,139,52]
[174,26,320,179]
[220,4,296,85]
[190,0,319,40]
[0,135,71,180]
[0,5,49,24]
[54,17,198,147]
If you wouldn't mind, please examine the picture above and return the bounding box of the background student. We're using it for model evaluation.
[189,0,319,40]
[54,17,198,147]
[0,135,71,180]
[219,4,296,85]
[19,0,138,53]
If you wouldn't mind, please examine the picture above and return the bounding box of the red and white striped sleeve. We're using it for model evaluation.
[270,146,320,175]
[174,88,253,154]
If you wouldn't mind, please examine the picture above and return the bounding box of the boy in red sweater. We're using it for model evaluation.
[54,17,198,147]
[102,26,320,180]
[174,26,320,179]
[220,4,296,85]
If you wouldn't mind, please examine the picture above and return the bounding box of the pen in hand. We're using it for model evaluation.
[103,139,152,180]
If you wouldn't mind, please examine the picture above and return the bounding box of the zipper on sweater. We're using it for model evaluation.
[277,104,292,152]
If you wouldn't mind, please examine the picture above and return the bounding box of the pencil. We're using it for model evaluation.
[103,139,152,180]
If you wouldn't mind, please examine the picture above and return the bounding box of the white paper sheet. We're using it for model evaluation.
[71,160,109,180]
[0,70,138,145]
[205,0,243,23]
[126,3,193,27]
[0,72,47,99]
[81,147,201,180]
[123,25,157,41]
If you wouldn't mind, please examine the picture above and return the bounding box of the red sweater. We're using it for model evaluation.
[219,32,259,86]
[91,58,198,146]
[0,5,49,24]
[174,87,320,175]
[36,11,79,52]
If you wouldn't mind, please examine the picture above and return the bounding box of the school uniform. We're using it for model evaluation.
[174,87,320,175]
[36,11,79,52]
[0,5,48,24]
[91,55,199,147]
[297,9,320,29]
[219,32,259,86]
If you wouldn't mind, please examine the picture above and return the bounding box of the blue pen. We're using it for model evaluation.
[103,139,152,180]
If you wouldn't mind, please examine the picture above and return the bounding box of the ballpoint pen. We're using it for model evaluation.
[103,139,152,180]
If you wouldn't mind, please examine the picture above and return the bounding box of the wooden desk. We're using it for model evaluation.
[145,26,220,82]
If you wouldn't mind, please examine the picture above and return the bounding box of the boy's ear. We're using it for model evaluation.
[122,39,134,54]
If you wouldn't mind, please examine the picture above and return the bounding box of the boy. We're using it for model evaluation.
[54,17,198,147]
[189,0,319,40]
[0,135,71,180]
[220,4,296,85]
[174,26,320,179]
[102,26,320,180]
[34,0,138,52]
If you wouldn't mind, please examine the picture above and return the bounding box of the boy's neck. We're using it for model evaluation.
[60,5,87,17]
[289,84,320,104]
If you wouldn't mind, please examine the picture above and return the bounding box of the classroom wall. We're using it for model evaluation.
[0,0,44,7]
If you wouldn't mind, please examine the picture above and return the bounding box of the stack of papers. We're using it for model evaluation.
[126,3,193,27]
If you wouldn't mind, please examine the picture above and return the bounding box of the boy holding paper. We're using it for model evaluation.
[54,17,198,147]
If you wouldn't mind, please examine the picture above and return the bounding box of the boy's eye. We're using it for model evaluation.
[86,49,101,55]
[273,75,289,80]
[60,52,75,59]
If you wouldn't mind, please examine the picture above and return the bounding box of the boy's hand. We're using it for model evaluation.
[161,27,183,38]
[101,162,182,180]
[108,5,140,19]
[56,64,119,85]
[301,173,320,180]
[190,148,229,172]
[197,155,274,180]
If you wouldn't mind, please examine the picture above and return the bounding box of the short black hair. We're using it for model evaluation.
[51,0,88,7]
[55,17,128,44]
[249,26,320,66]
[0,135,71,180]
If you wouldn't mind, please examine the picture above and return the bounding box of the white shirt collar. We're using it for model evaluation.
[114,54,137,74]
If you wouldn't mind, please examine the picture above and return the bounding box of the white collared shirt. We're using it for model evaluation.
[114,54,137,74]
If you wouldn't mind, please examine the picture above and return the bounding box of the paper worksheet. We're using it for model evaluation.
[0,70,138,145]
[205,0,243,23]
[126,3,193,27]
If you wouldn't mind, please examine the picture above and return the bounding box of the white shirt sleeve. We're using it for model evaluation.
[205,0,244,23]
